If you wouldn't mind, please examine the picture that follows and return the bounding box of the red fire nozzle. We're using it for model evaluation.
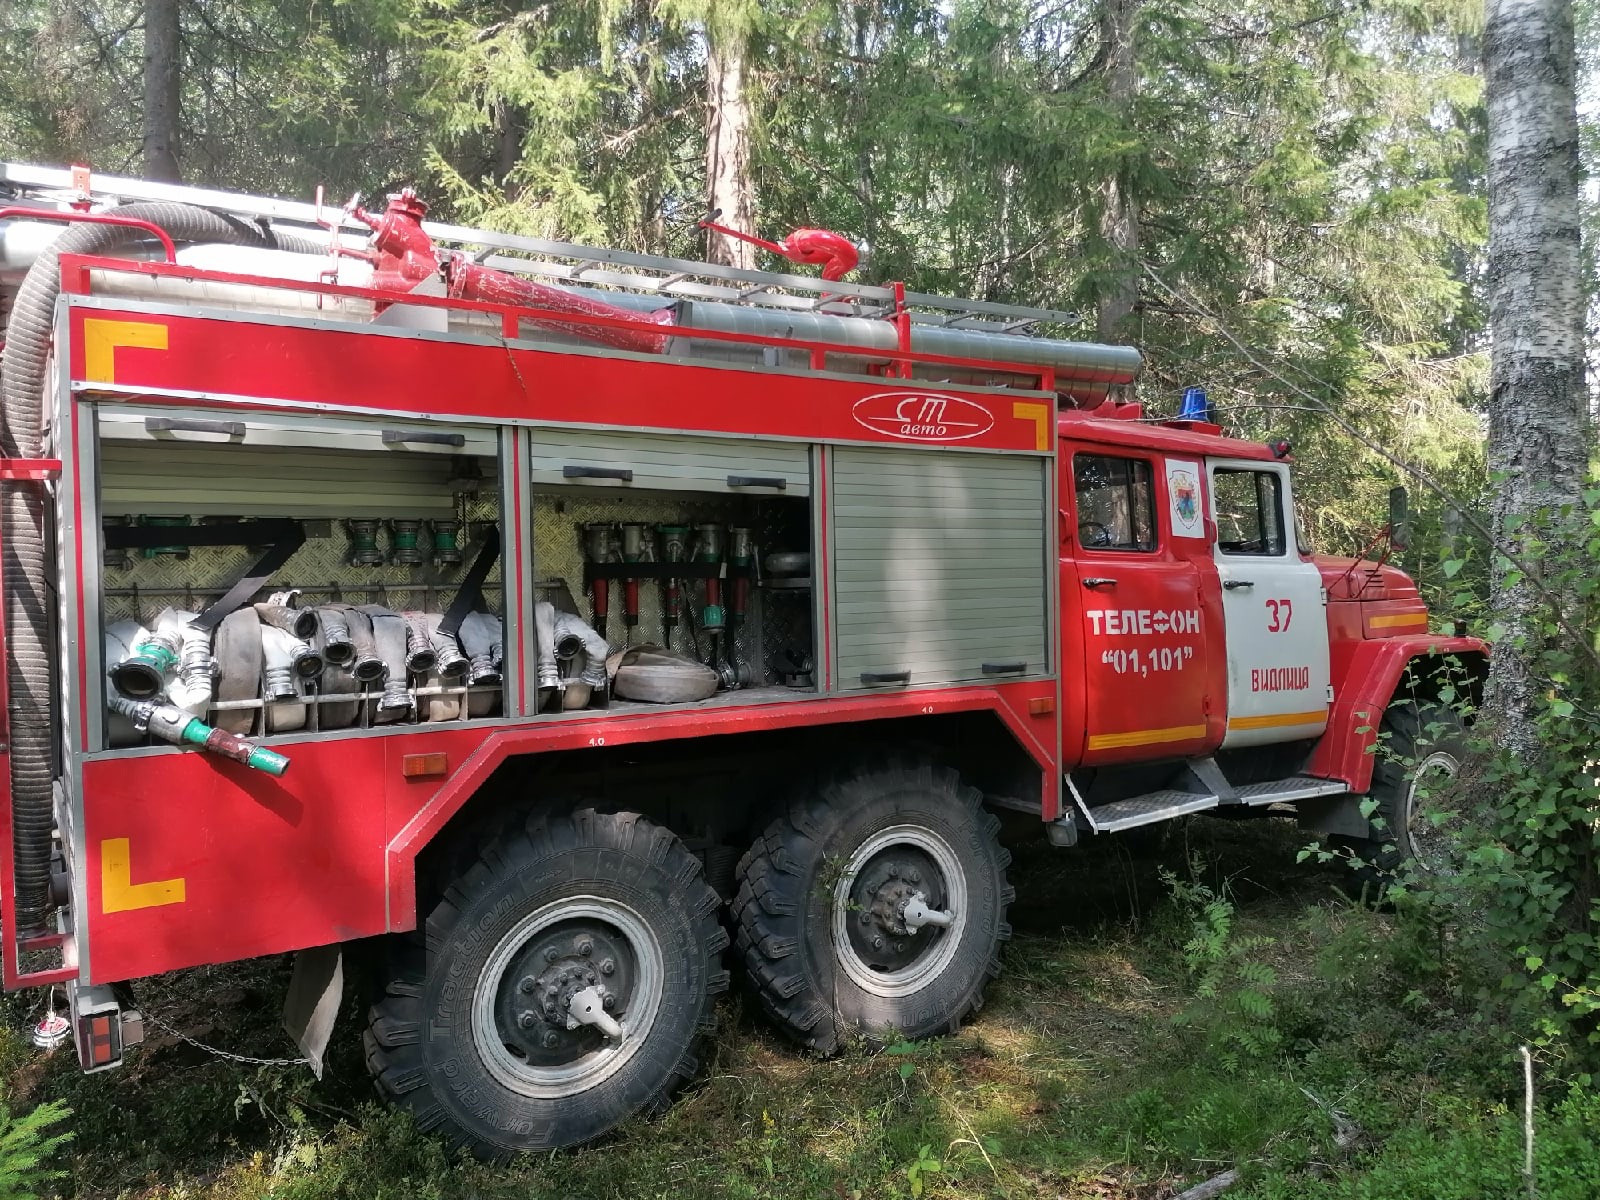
[339,185,675,354]
[699,214,861,282]
[348,188,440,291]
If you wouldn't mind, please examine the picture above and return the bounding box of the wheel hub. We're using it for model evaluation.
[833,827,967,996]
[476,902,655,1092]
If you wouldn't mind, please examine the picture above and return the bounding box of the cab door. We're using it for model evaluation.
[1065,447,1218,765]
[1208,459,1330,746]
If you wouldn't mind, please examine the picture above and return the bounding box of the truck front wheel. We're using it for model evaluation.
[731,765,1013,1054]
[1335,701,1469,879]
[365,809,729,1158]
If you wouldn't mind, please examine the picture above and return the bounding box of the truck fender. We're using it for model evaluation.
[1305,634,1487,793]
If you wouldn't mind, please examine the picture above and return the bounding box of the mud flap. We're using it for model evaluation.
[283,943,343,1079]
[1296,793,1373,839]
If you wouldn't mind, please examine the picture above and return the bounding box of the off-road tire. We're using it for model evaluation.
[365,808,729,1158]
[1334,701,1468,882]
[731,764,1013,1054]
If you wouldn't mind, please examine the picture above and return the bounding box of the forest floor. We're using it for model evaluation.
[3,815,1586,1200]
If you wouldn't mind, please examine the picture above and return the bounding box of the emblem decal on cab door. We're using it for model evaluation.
[852,391,995,443]
[1166,458,1206,538]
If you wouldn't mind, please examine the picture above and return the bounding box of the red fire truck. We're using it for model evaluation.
[0,163,1484,1156]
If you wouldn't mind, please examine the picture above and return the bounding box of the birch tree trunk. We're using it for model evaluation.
[142,0,182,182]
[1095,0,1140,342]
[704,9,756,271]
[1482,0,1590,758]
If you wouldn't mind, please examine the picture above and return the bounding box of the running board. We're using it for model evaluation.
[1228,775,1348,806]
[1074,772,1348,834]
[1088,790,1220,832]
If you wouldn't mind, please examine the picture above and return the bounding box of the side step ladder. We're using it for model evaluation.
[1065,759,1348,836]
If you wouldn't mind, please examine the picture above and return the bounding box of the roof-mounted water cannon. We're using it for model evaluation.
[319,183,676,353]
[344,187,440,291]
[697,209,862,282]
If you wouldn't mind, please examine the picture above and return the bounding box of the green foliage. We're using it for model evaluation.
[902,1142,940,1197]
[0,0,1498,569]
[1163,864,1284,1071]
[1386,500,1600,1069]
[1239,1088,1600,1200]
[0,1096,71,1200]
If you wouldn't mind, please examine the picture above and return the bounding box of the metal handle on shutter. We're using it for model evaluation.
[562,465,634,482]
[726,474,787,490]
[982,661,1027,676]
[860,670,911,686]
[382,429,466,448]
[144,416,246,439]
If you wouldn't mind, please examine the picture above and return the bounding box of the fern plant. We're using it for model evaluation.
[1164,866,1284,1072]
[0,1097,72,1200]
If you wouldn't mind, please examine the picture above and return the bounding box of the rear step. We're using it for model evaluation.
[1073,773,1348,834]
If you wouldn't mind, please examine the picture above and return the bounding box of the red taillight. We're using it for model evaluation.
[68,983,142,1074]
[78,1012,120,1071]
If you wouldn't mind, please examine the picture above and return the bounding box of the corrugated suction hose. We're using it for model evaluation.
[0,204,319,931]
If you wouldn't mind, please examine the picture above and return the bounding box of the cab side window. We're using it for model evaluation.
[1074,454,1156,551]
[1213,468,1286,556]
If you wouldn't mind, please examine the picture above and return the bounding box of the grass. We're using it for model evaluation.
[0,816,1585,1199]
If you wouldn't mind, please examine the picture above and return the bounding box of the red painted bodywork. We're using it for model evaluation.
[1306,632,1488,789]
[59,302,1049,452]
[1058,428,1228,764]
[81,684,1055,984]
[0,244,1480,992]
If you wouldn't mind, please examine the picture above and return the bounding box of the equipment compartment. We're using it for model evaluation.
[528,482,816,714]
[90,405,505,749]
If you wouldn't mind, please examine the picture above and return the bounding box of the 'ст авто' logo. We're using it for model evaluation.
[851,391,995,443]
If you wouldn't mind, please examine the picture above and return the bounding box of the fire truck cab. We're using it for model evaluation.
[0,164,1485,1157]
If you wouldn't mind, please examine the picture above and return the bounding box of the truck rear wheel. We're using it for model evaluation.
[731,765,1013,1054]
[365,809,729,1158]
[1336,701,1468,880]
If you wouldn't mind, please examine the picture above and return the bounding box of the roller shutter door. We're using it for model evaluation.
[530,427,809,496]
[96,407,497,519]
[832,446,1049,689]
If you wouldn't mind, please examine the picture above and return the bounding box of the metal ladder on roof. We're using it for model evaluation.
[1,161,1081,334]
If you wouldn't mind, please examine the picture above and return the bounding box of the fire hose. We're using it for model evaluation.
[359,606,413,720]
[107,693,289,777]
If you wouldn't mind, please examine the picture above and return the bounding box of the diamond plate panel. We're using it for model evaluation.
[102,492,504,628]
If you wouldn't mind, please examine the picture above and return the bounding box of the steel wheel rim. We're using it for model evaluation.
[831,823,968,998]
[1404,750,1463,871]
[471,896,663,1098]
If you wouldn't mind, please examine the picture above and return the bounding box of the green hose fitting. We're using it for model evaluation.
[431,518,463,565]
[346,519,384,566]
[139,514,192,559]
[390,519,428,566]
[244,745,292,776]
[150,706,292,777]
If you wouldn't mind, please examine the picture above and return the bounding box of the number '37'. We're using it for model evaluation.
[1266,598,1293,632]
